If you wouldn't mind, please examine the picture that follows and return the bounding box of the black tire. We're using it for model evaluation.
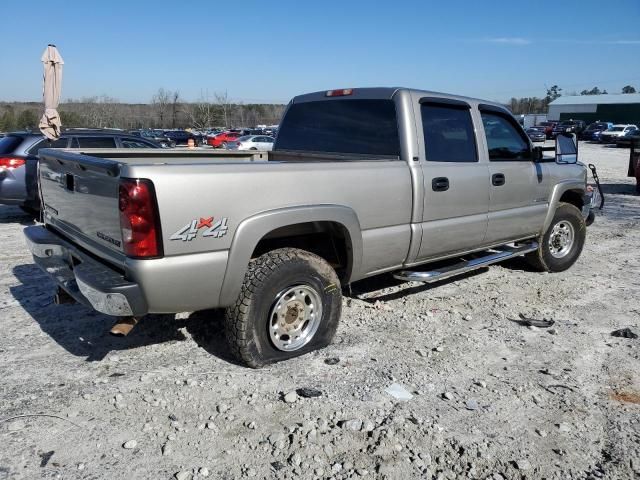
[225,248,342,368]
[525,202,586,272]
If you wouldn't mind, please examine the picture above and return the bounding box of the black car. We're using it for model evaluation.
[615,128,640,148]
[552,120,586,137]
[130,129,176,148]
[0,129,160,212]
[161,130,204,146]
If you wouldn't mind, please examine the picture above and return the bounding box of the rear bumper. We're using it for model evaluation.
[24,225,147,316]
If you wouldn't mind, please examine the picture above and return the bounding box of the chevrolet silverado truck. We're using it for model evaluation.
[24,87,598,367]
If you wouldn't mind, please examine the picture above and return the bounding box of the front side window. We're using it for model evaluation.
[276,99,400,157]
[481,112,531,161]
[75,137,117,148]
[421,103,477,162]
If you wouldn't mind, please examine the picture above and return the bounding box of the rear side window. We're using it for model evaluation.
[74,137,117,148]
[28,137,69,155]
[421,104,477,162]
[481,112,531,161]
[0,136,23,154]
[276,99,400,157]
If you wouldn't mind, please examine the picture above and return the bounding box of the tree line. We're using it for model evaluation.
[0,88,285,132]
[1,85,637,131]
[507,84,637,115]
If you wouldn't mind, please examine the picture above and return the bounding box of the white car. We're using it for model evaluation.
[225,135,275,151]
[599,124,638,143]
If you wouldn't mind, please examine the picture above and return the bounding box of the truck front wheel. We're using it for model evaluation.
[525,202,586,272]
[225,248,342,368]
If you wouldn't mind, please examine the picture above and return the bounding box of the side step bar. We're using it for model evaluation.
[393,241,539,283]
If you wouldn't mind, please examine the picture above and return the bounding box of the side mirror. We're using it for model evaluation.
[556,133,578,164]
[532,146,543,162]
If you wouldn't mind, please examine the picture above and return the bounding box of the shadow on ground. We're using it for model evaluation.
[0,206,35,225]
[600,182,638,196]
[10,263,235,364]
[347,261,536,303]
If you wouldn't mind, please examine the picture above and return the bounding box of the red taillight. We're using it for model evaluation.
[0,157,26,169]
[326,88,353,97]
[118,178,163,258]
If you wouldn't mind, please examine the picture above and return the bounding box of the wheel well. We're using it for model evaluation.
[559,189,584,210]
[251,222,352,282]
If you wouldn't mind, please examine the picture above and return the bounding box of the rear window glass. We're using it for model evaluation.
[0,136,23,154]
[275,99,400,157]
[75,137,117,148]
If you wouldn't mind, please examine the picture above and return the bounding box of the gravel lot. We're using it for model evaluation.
[1,142,639,480]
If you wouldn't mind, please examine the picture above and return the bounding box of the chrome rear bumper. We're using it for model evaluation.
[24,226,147,316]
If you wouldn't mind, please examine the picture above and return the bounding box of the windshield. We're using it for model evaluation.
[276,99,400,156]
[587,123,607,130]
[0,135,23,154]
[237,135,252,142]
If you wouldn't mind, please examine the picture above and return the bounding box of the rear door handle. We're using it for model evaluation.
[432,177,449,192]
[492,173,506,186]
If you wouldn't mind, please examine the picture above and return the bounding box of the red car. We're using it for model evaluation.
[207,131,242,148]
[537,121,557,139]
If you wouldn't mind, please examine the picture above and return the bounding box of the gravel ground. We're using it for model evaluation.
[1,142,639,480]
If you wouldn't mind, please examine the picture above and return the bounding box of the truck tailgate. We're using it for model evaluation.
[39,149,125,260]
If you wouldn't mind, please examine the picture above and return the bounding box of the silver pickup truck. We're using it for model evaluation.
[24,87,597,367]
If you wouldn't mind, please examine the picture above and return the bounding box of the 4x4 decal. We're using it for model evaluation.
[170,216,229,241]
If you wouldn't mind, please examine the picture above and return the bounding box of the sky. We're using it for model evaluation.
[1,0,639,105]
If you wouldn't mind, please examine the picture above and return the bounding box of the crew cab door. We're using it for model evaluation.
[478,106,548,243]
[416,98,490,260]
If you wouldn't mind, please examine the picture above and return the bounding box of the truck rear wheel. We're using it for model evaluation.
[225,248,342,368]
[525,202,586,272]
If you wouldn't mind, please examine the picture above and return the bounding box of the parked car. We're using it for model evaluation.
[615,128,640,148]
[579,122,614,141]
[537,121,557,139]
[25,87,596,367]
[162,130,203,146]
[552,120,586,137]
[599,125,638,144]
[130,129,176,148]
[525,127,546,142]
[225,135,275,151]
[0,129,160,212]
[207,131,243,148]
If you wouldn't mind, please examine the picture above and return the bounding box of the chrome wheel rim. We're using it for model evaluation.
[268,284,323,351]
[548,220,575,258]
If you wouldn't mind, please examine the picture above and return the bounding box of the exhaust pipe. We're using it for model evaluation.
[110,316,140,336]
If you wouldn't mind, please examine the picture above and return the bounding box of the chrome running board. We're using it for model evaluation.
[393,241,539,283]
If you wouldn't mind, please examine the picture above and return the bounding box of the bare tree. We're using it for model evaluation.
[171,91,180,128]
[187,91,216,131]
[151,88,171,128]
[214,91,231,128]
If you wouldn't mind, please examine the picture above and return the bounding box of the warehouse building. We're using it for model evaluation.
[548,94,640,124]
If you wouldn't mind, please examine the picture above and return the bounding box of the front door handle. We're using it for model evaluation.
[492,173,506,186]
[432,177,449,192]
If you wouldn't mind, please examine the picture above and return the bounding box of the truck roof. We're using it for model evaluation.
[291,87,507,110]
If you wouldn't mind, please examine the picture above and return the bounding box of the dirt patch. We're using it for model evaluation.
[610,391,640,405]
